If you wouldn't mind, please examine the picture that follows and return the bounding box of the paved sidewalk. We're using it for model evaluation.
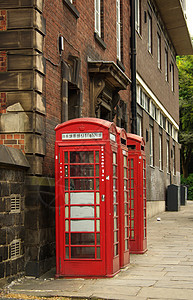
[2,201,193,300]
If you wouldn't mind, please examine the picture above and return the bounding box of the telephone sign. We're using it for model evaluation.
[62,132,103,140]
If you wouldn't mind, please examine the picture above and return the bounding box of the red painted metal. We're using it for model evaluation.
[117,127,130,268]
[127,133,147,254]
[55,118,121,277]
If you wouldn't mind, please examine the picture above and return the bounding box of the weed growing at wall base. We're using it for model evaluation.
[181,173,193,200]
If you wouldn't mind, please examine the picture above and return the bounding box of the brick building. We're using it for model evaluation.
[0,0,131,279]
[134,0,193,216]
[0,0,192,280]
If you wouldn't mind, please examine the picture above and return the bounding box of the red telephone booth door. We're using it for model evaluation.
[58,145,106,277]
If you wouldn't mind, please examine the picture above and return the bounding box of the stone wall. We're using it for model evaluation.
[25,177,55,277]
[0,0,46,175]
[0,145,29,285]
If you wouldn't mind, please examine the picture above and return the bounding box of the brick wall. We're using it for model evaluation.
[0,134,25,152]
[0,51,6,72]
[0,51,7,114]
[42,0,131,177]
[0,92,6,114]
[0,10,6,31]
[136,0,179,124]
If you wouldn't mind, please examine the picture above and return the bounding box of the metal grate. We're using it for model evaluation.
[10,194,21,213]
[10,239,21,259]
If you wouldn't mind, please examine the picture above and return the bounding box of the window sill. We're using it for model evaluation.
[150,165,155,169]
[117,59,125,72]
[136,30,142,40]
[165,78,169,84]
[63,0,79,18]
[94,33,106,50]
[148,50,153,59]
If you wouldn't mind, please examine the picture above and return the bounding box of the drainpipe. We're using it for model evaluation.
[130,0,137,134]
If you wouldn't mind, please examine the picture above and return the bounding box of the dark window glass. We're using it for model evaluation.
[70,152,94,163]
[71,247,95,258]
[71,233,95,245]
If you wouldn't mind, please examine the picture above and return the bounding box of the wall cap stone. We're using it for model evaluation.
[25,175,55,186]
[0,145,30,169]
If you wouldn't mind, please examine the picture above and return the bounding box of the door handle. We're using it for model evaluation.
[101,195,105,202]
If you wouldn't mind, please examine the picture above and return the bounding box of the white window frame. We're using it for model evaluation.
[140,89,144,107]
[150,101,156,119]
[145,96,150,112]
[135,0,140,33]
[147,11,152,54]
[166,139,170,173]
[157,32,161,69]
[116,0,121,61]
[173,144,176,175]
[171,62,174,92]
[95,0,101,37]
[149,125,154,166]
[137,114,142,137]
[165,49,168,82]
[159,133,163,170]
[137,85,140,104]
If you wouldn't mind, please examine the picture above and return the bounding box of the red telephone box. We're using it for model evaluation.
[55,118,121,277]
[127,133,147,254]
[117,127,130,268]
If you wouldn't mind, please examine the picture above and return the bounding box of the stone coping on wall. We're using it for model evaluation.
[0,145,29,168]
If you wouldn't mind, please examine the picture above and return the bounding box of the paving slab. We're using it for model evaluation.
[154,279,193,289]
[138,287,193,299]
[2,201,193,300]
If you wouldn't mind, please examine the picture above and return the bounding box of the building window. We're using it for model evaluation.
[171,62,174,92]
[157,32,161,69]
[135,0,141,34]
[144,95,150,112]
[159,133,163,170]
[158,109,162,124]
[167,121,172,135]
[95,0,101,37]
[150,101,156,119]
[147,11,152,54]
[163,115,166,130]
[140,88,144,106]
[137,114,142,137]
[68,83,81,120]
[116,0,121,61]
[136,85,140,104]
[94,0,106,48]
[116,100,127,130]
[149,124,154,166]
[166,138,170,173]
[165,49,168,82]
[63,0,79,18]
[173,144,176,175]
